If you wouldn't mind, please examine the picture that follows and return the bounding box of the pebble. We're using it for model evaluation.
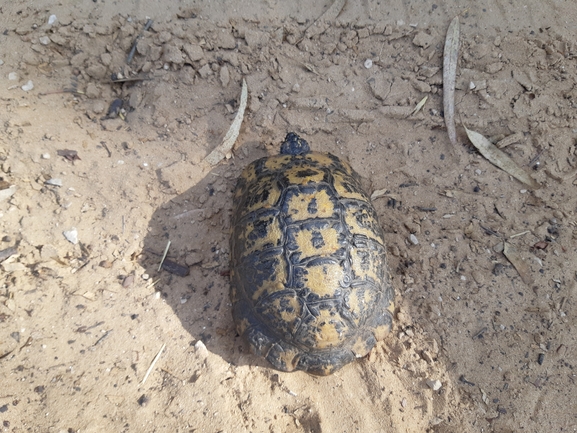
[0,59,4,65]
[426,379,442,391]
[39,36,50,45]
[63,228,78,245]
[21,80,34,91]
[8,72,18,80]
[48,15,57,25]
[409,234,419,245]
[41,153,50,159]
[219,65,230,87]
[364,59,373,69]
[194,340,209,359]
[122,275,134,288]
[0,186,16,202]
[141,273,150,280]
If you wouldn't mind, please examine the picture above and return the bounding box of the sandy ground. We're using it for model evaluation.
[1,0,577,432]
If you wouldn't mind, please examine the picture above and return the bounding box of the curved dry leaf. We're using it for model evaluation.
[443,16,460,146]
[464,126,540,189]
[203,79,248,166]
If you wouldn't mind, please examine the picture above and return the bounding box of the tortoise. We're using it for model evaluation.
[230,132,394,375]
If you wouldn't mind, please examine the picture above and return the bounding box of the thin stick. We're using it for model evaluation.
[509,230,530,239]
[127,19,153,64]
[158,240,171,272]
[141,343,166,385]
[443,16,460,146]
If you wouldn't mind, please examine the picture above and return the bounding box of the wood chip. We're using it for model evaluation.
[464,126,540,189]
[203,79,247,166]
[496,132,524,149]
[57,149,81,161]
[443,16,460,147]
[503,242,534,286]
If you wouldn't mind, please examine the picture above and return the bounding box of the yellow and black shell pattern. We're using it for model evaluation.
[230,133,394,376]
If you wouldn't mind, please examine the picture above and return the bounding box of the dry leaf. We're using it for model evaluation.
[203,79,248,166]
[443,16,460,147]
[370,188,389,200]
[464,126,540,189]
[503,242,534,286]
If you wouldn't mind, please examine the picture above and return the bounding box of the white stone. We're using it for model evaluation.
[63,228,78,245]
[426,379,442,391]
[21,80,34,91]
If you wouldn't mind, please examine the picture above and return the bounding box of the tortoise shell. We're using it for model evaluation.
[230,133,394,375]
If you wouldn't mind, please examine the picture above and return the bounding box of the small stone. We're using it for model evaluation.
[8,72,18,80]
[63,228,78,245]
[219,65,230,87]
[0,186,17,202]
[198,64,212,79]
[137,394,149,407]
[471,270,485,285]
[162,45,184,65]
[183,44,204,62]
[412,31,434,48]
[485,62,503,74]
[92,100,106,114]
[122,275,134,288]
[185,252,203,266]
[21,80,34,91]
[39,36,50,45]
[41,153,50,159]
[364,59,373,69]
[85,82,100,99]
[99,260,112,268]
[48,15,57,25]
[194,340,209,359]
[409,234,419,245]
[141,273,150,280]
[426,379,442,391]
[2,263,26,272]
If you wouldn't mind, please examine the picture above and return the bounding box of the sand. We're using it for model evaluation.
[1,1,576,432]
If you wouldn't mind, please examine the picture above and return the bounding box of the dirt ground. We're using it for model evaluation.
[1,0,577,432]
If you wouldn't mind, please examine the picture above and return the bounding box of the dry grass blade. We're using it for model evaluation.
[503,242,534,286]
[304,0,346,39]
[443,16,460,146]
[141,343,166,385]
[158,240,171,272]
[411,96,428,116]
[464,126,540,189]
[203,79,248,166]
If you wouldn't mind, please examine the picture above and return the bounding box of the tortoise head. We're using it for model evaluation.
[280,132,310,156]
